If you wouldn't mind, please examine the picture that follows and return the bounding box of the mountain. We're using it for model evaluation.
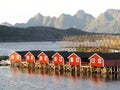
[14,10,95,30]
[3,9,120,33]
[1,22,12,27]
[84,9,120,33]
[0,25,92,42]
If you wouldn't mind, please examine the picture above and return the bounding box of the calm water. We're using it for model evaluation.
[1,42,120,90]
[0,66,120,90]
[0,42,61,56]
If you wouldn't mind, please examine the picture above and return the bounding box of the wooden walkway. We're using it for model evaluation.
[11,62,120,74]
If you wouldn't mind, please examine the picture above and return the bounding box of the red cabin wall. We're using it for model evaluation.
[52,53,64,65]
[9,52,21,62]
[38,53,49,64]
[104,59,120,67]
[25,52,35,63]
[90,54,104,67]
[68,53,81,66]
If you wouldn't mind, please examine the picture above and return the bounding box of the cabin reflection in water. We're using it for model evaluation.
[10,67,120,83]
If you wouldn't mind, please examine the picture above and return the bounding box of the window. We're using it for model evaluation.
[11,55,14,59]
[76,58,79,62]
[59,57,62,61]
[70,57,74,62]
[27,56,29,60]
[17,56,19,59]
[31,56,34,59]
[44,56,47,61]
[91,58,95,63]
[54,57,57,61]
[40,56,42,60]
[98,58,101,63]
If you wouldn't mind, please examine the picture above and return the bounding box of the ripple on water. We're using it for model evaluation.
[0,66,120,90]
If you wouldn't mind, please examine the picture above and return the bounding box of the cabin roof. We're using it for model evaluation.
[42,51,55,57]
[97,52,120,59]
[57,51,71,58]
[74,52,91,58]
[30,50,41,56]
[15,50,120,60]
[16,51,28,57]
[16,50,41,57]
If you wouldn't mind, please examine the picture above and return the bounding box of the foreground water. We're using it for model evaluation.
[0,66,120,90]
[0,42,61,56]
[1,42,120,90]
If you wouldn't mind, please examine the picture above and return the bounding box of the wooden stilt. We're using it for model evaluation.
[35,62,41,69]
[101,67,107,74]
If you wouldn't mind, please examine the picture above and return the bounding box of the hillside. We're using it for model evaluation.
[84,9,120,33]
[14,10,95,30]
[0,25,91,42]
[1,9,120,33]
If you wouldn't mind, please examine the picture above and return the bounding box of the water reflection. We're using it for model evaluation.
[10,67,120,83]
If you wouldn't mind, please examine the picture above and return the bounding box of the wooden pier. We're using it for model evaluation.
[9,50,120,74]
[10,62,120,74]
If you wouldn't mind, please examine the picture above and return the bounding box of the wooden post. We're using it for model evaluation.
[35,62,41,69]
[101,67,107,74]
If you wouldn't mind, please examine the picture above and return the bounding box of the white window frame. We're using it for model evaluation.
[44,56,47,61]
[31,56,33,60]
[11,55,14,59]
[27,56,29,60]
[98,58,101,63]
[40,56,42,60]
[54,57,57,61]
[70,57,74,62]
[59,57,62,61]
[76,58,79,62]
[91,58,95,63]
[17,55,19,59]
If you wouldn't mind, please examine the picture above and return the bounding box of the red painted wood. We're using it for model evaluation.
[9,52,21,62]
[104,59,120,66]
[38,52,49,64]
[25,52,35,63]
[89,53,104,67]
[68,53,81,66]
[52,53,64,65]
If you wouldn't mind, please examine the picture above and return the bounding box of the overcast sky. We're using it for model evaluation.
[0,0,120,25]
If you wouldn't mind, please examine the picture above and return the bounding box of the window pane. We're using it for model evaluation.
[54,57,57,61]
[71,57,73,62]
[40,56,42,60]
[76,58,79,62]
[17,56,19,59]
[27,56,29,59]
[31,56,33,59]
[11,55,14,59]
[98,59,101,63]
[59,57,62,61]
[44,56,47,61]
[92,58,95,63]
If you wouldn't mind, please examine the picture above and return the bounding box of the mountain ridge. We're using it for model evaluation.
[1,9,120,33]
[14,10,95,30]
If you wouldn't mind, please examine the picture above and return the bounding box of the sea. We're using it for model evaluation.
[0,41,61,56]
[0,42,120,90]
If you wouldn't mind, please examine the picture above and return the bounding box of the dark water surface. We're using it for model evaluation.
[0,66,120,90]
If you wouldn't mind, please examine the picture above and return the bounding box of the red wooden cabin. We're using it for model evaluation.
[25,51,35,63]
[89,53,104,67]
[100,53,120,67]
[68,53,81,66]
[52,52,64,65]
[37,52,49,64]
[9,51,21,63]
